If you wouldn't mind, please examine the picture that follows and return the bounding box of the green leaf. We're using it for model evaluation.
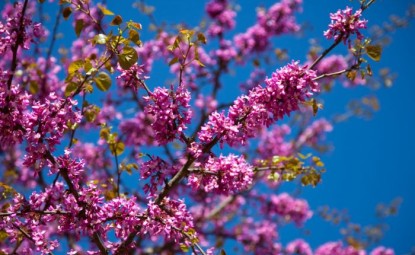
[93,72,112,91]
[65,82,78,97]
[75,19,84,37]
[62,7,72,20]
[118,46,138,70]
[110,15,123,26]
[110,141,125,156]
[68,60,85,75]
[220,249,227,255]
[365,44,382,61]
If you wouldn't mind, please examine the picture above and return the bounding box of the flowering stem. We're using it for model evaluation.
[6,0,29,91]
[309,37,342,70]
[12,223,54,255]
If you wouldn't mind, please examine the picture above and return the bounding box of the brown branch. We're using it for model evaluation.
[6,0,29,91]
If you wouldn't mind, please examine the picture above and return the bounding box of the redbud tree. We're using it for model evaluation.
[0,0,408,254]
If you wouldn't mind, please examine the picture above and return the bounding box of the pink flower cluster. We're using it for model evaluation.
[140,157,176,197]
[234,0,301,55]
[50,151,85,189]
[235,218,281,254]
[205,0,236,37]
[297,118,333,148]
[101,197,141,240]
[23,94,81,170]
[258,124,294,159]
[324,7,367,45]
[315,242,365,255]
[199,61,319,147]
[144,85,192,145]
[286,239,313,255]
[214,39,237,63]
[119,112,156,147]
[188,154,253,195]
[0,79,31,148]
[0,2,45,54]
[116,63,146,92]
[264,193,312,226]
[145,198,195,242]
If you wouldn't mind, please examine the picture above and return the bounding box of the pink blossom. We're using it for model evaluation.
[145,198,195,242]
[297,118,333,148]
[199,61,318,147]
[324,7,367,45]
[188,154,253,195]
[235,218,281,254]
[116,63,147,92]
[23,94,81,170]
[119,112,156,147]
[0,78,31,148]
[370,247,395,255]
[258,124,294,159]
[265,193,312,226]
[144,85,192,145]
[286,239,313,255]
[234,0,301,55]
[206,0,236,36]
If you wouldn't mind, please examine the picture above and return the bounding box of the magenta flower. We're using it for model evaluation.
[265,193,312,226]
[188,154,253,195]
[144,85,192,145]
[370,247,395,255]
[324,7,367,45]
[286,239,313,255]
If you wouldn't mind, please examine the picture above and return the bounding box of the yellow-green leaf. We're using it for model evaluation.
[365,44,382,61]
[128,29,141,46]
[98,5,114,15]
[100,126,110,141]
[93,72,112,91]
[68,60,84,75]
[85,105,101,122]
[110,141,125,155]
[93,34,107,45]
[168,57,179,66]
[65,82,78,97]
[29,81,39,94]
[118,46,138,70]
